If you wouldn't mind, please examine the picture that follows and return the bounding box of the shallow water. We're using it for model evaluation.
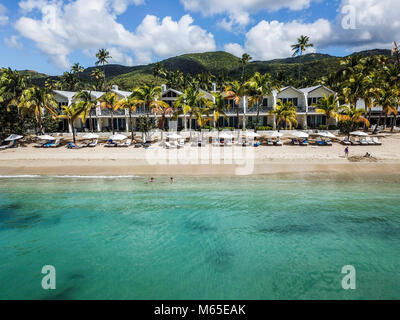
[0,174,399,300]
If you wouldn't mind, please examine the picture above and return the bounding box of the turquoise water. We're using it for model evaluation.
[0,174,399,300]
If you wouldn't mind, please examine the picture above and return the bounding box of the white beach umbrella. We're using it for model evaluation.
[4,134,23,141]
[291,131,309,138]
[317,131,337,138]
[82,133,99,140]
[350,131,368,137]
[243,132,261,138]
[110,134,127,141]
[267,131,284,138]
[37,135,56,141]
[219,132,234,139]
[167,133,183,140]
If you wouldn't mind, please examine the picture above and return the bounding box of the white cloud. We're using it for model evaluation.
[181,0,314,28]
[14,0,215,69]
[0,4,9,26]
[4,35,24,49]
[329,0,400,50]
[225,19,331,60]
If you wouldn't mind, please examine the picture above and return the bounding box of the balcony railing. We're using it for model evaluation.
[100,109,126,116]
[246,105,273,114]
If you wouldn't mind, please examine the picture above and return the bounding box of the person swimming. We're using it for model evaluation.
[170,177,174,183]
[150,177,154,183]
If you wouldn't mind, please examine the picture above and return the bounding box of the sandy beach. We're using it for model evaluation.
[1,133,400,176]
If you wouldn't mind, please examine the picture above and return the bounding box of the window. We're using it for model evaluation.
[262,98,268,106]
[281,98,298,106]
[308,97,322,106]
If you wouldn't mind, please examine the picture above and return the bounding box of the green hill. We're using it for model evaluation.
[11,49,392,90]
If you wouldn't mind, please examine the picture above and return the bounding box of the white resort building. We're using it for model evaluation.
[53,84,338,133]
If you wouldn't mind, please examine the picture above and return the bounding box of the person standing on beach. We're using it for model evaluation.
[345,147,349,158]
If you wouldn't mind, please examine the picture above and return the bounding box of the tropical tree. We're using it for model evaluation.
[174,86,210,131]
[314,94,340,126]
[116,96,140,140]
[209,92,229,130]
[95,48,112,82]
[130,84,166,118]
[98,92,119,135]
[0,67,30,112]
[338,105,369,138]
[18,86,58,133]
[91,68,105,91]
[269,100,298,131]
[58,103,87,144]
[291,35,314,81]
[71,63,84,82]
[224,80,248,129]
[74,91,97,132]
[240,53,252,81]
[247,72,280,132]
[376,87,397,129]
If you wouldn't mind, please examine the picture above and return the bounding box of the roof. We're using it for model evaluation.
[162,88,183,97]
[53,90,77,100]
[112,89,132,98]
[276,86,304,95]
[300,85,335,94]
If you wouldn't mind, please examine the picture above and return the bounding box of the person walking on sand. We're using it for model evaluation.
[345,147,349,158]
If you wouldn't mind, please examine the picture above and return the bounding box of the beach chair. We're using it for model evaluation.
[325,139,333,146]
[291,138,299,145]
[360,138,368,145]
[44,141,55,148]
[118,139,131,147]
[178,139,185,148]
[275,139,283,146]
[350,138,360,145]
[300,139,308,146]
[105,140,117,148]
[365,137,375,145]
[226,139,233,147]
[50,140,61,148]
[342,137,351,145]
[373,137,382,145]
[88,140,98,148]
[67,142,81,149]
[267,139,274,146]
[165,141,176,149]
[243,139,251,147]
[0,141,13,150]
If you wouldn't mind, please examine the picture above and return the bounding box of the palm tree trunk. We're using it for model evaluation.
[129,109,134,141]
[71,122,76,144]
[111,109,115,134]
[255,103,261,133]
[89,113,93,133]
[377,110,384,127]
[392,113,398,132]
[237,104,240,130]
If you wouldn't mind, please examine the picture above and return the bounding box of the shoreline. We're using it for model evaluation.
[1,159,400,177]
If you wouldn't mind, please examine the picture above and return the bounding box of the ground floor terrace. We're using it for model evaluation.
[59,113,342,133]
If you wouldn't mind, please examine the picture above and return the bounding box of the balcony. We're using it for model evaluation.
[246,105,273,114]
[100,108,126,116]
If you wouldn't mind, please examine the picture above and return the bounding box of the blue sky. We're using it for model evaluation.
[0,0,396,75]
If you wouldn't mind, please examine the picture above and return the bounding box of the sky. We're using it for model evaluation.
[0,0,397,75]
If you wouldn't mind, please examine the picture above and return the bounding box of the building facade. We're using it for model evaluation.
[53,84,338,133]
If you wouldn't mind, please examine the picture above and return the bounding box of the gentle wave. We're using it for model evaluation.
[0,175,140,179]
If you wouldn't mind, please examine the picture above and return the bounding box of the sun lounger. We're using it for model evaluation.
[325,139,332,146]
[275,140,283,146]
[67,142,81,149]
[118,139,131,147]
[50,140,61,148]
[360,138,368,145]
[350,138,360,145]
[373,137,382,145]
[88,140,98,148]
[267,139,274,146]
[105,140,117,147]
[165,141,176,149]
[226,139,233,147]
[0,141,13,150]
[365,137,375,145]
[300,139,308,146]
[291,139,299,145]
[342,138,351,145]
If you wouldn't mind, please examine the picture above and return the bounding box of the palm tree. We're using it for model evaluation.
[98,92,119,135]
[174,86,209,131]
[58,103,87,144]
[224,80,248,129]
[152,101,174,132]
[338,105,370,138]
[0,67,30,112]
[18,86,58,133]
[240,53,252,81]
[130,84,166,118]
[74,91,97,132]
[96,49,112,83]
[291,35,314,81]
[91,68,105,91]
[269,100,298,131]
[247,72,280,132]
[71,63,84,82]
[116,96,140,140]
[314,94,340,126]
[209,92,229,130]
